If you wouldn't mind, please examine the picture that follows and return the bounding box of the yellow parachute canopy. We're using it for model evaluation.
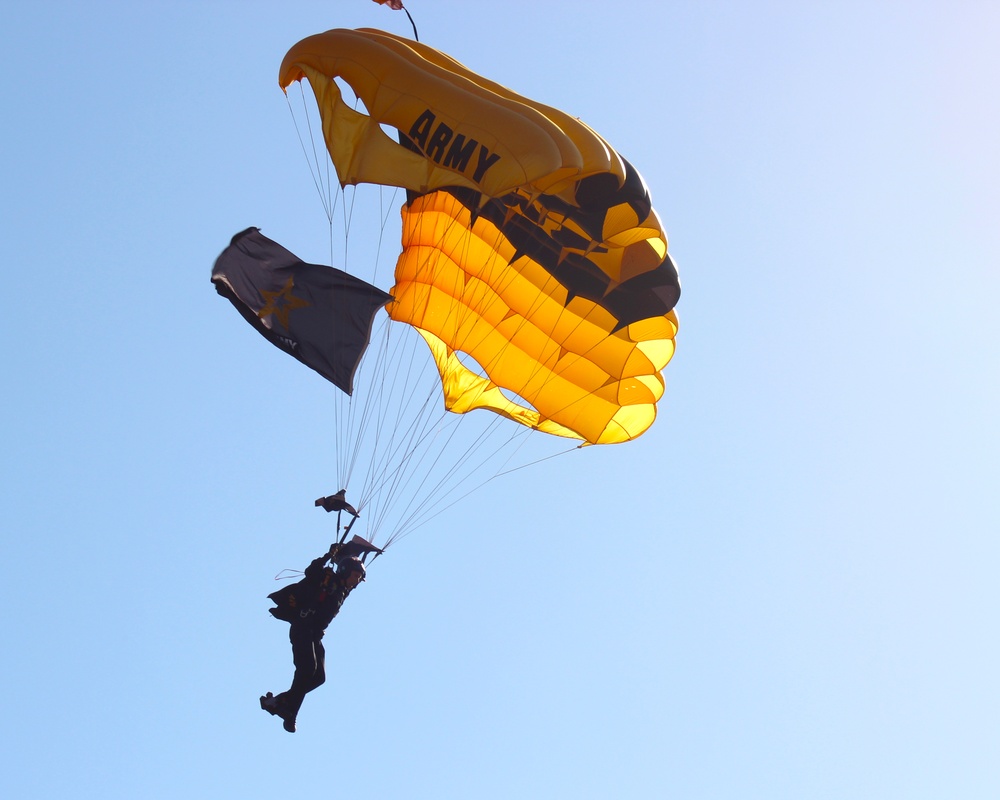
[279,28,679,444]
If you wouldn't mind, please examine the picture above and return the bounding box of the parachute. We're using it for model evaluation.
[215,28,679,545]
[279,28,679,445]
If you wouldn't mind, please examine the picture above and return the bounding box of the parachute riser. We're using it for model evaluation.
[338,508,360,543]
[316,490,383,564]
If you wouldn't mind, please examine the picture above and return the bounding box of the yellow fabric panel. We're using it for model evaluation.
[396,193,672,379]
[296,63,441,192]
[279,28,609,197]
[347,29,626,194]
[415,330,583,439]
[388,193,676,444]
[600,405,657,445]
[279,28,672,291]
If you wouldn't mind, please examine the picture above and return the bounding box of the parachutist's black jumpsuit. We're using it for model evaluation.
[272,555,352,724]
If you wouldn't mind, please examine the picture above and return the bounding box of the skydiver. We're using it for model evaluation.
[260,546,367,733]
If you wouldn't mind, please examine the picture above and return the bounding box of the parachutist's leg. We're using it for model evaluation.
[309,639,326,693]
[290,636,326,696]
[278,628,326,725]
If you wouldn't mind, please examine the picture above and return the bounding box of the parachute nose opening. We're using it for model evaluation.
[454,349,541,416]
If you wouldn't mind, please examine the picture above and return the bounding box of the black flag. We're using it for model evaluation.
[212,228,392,394]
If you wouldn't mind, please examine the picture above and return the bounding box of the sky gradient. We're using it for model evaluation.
[3,2,998,798]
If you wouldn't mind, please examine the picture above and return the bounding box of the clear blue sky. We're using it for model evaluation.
[3,2,998,798]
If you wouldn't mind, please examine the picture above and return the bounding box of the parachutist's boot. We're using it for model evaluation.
[260,692,279,716]
[261,691,296,732]
[274,691,299,732]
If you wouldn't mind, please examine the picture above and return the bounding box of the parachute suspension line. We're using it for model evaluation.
[289,84,358,488]
[389,412,512,536]
[352,286,507,544]
[364,400,442,540]
[357,328,447,538]
[337,93,370,275]
[334,184,375,490]
[297,181,408,537]
[382,419,569,547]
[354,206,470,536]
[364,211,516,537]
[326,155,336,268]
[397,439,577,540]
[379,414,475,541]
[287,87,335,223]
[340,184,357,266]
[329,290,433,537]
[331,184,405,502]
[324,187,340,492]
[374,186,402,286]
[345,316,406,494]
[367,406,470,542]
[323,186,350,491]
[364,327,431,476]
[491,440,580,478]
[363,333,543,543]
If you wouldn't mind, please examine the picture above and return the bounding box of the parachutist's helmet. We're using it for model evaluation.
[338,557,366,584]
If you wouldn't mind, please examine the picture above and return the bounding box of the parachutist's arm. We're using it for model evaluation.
[303,553,330,579]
